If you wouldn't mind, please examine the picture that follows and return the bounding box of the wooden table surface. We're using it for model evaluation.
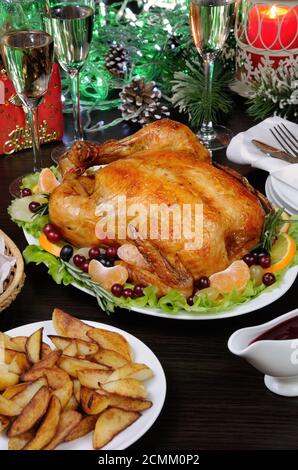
[0,97,297,450]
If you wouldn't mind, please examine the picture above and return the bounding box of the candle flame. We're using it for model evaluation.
[267,5,289,19]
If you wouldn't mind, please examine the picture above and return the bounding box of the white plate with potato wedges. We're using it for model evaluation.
[0,309,166,451]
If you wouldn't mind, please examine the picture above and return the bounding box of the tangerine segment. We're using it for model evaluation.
[266,233,296,273]
[209,260,250,294]
[38,168,60,194]
[89,260,128,291]
[39,232,63,257]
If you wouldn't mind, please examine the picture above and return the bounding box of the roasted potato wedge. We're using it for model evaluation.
[9,336,27,352]
[25,328,43,364]
[24,396,61,450]
[58,356,108,378]
[31,350,61,370]
[11,377,48,412]
[77,369,113,388]
[102,379,147,399]
[8,386,50,437]
[93,408,140,449]
[87,329,133,362]
[0,414,10,432]
[0,394,22,416]
[8,354,30,375]
[72,380,81,403]
[0,333,24,353]
[64,414,98,442]
[107,363,154,383]
[52,308,92,341]
[62,342,78,357]
[8,430,35,450]
[21,367,70,390]
[92,348,128,369]
[64,394,79,411]
[2,383,28,400]
[52,381,73,408]
[49,335,98,357]
[80,386,110,415]
[44,410,82,450]
[108,394,153,412]
[0,371,19,391]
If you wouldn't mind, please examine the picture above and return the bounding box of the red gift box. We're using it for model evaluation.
[0,63,63,155]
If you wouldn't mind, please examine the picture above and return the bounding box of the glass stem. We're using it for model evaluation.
[200,57,215,139]
[69,69,84,141]
[27,105,42,173]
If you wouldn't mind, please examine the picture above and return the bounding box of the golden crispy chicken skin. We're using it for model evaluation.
[49,119,265,296]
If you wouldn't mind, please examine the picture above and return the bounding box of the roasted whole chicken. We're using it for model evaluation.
[50,120,268,297]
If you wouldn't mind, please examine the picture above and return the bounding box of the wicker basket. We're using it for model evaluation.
[0,229,25,312]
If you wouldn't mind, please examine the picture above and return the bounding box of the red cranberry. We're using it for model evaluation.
[259,254,271,269]
[21,188,32,197]
[43,224,58,236]
[133,285,145,298]
[187,296,194,306]
[46,230,61,243]
[73,254,86,267]
[251,248,269,265]
[81,259,90,273]
[123,288,133,299]
[89,247,101,259]
[106,246,118,258]
[29,201,41,213]
[111,284,124,297]
[263,272,276,286]
[242,253,256,267]
[195,276,210,291]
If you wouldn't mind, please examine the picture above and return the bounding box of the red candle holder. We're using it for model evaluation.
[232,1,298,96]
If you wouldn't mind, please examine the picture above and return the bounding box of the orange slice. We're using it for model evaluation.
[39,232,63,257]
[266,233,296,273]
[38,168,60,194]
[209,260,250,294]
[88,260,128,291]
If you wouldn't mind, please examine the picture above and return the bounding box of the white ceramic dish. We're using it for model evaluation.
[0,320,166,450]
[265,177,296,216]
[24,232,298,321]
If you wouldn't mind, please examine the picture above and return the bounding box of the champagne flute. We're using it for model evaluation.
[190,0,236,151]
[0,29,54,197]
[44,0,95,160]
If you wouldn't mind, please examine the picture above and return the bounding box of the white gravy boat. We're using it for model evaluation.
[228,308,298,397]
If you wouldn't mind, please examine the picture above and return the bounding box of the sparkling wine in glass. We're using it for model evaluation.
[190,0,236,151]
[0,30,54,197]
[44,0,94,160]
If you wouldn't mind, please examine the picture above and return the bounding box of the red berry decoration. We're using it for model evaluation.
[195,276,210,291]
[133,285,145,298]
[89,247,101,259]
[111,284,124,297]
[47,231,61,243]
[263,272,276,286]
[73,254,86,267]
[81,259,90,273]
[242,253,256,267]
[21,188,32,197]
[106,246,118,258]
[259,254,271,269]
[28,201,41,213]
[187,296,194,306]
[123,288,133,299]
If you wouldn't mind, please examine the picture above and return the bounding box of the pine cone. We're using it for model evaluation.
[120,78,170,125]
[105,43,129,78]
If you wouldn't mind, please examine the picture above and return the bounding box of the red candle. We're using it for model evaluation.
[247,4,298,50]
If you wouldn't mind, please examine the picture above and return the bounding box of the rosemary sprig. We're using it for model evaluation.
[60,260,116,313]
[31,194,49,219]
[259,209,298,252]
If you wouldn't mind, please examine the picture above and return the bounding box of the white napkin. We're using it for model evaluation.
[0,236,16,295]
[226,116,298,173]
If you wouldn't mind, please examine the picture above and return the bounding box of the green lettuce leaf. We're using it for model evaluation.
[13,215,50,238]
[23,245,74,285]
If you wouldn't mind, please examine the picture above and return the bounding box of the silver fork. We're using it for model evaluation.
[270,123,298,158]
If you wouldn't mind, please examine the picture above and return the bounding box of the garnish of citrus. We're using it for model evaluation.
[38,168,60,193]
[39,232,63,257]
[266,233,296,273]
[278,210,290,234]
[209,260,250,294]
[89,259,128,290]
